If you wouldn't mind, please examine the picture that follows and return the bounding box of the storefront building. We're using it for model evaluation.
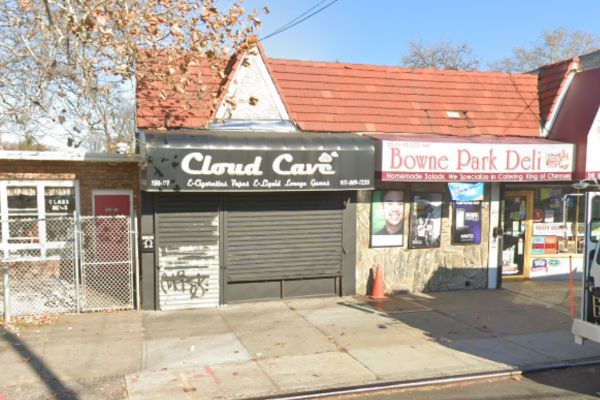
[137,130,374,309]
[136,47,376,309]
[0,151,141,316]
[136,43,586,307]
[369,135,576,290]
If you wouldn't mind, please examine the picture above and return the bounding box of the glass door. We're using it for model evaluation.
[501,191,534,279]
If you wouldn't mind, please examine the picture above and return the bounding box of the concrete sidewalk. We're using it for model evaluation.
[2,284,600,399]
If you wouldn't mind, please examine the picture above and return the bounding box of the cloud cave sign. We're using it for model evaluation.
[145,148,373,192]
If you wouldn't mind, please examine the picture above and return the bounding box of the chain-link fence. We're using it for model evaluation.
[0,215,137,319]
[80,216,134,312]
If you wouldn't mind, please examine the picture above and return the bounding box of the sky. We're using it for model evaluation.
[6,0,599,150]
[244,0,600,67]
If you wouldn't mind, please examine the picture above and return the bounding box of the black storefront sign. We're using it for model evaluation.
[140,130,375,192]
[45,196,75,214]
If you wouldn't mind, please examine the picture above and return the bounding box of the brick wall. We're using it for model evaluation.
[0,159,141,215]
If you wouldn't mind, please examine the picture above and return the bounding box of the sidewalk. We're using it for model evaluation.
[2,283,600,399]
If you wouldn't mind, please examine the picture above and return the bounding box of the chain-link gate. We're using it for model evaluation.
[79,216,134,312]
[1,215,137,318]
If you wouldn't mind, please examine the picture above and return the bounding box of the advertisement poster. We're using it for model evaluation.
[448,183,484,201]
[409,193,442,249]
[452,202,481,244]
[371,190,405,247]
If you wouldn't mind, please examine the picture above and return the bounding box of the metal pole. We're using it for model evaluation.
[133,212,141,310]
[3,265,10,324]
[73,211,81,313]
[569,255,575,319]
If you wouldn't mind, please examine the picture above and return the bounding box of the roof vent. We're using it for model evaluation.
[446,111,463,119]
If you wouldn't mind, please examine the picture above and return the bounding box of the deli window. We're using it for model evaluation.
[502,186,584,279]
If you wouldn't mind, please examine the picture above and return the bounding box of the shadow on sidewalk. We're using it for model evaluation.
[346,270,600,398]
[0,326,79,400]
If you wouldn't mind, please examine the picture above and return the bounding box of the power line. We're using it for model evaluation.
[260,0,341,42]
[260,0,330,39]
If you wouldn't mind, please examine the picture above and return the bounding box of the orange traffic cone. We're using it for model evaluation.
[370,265,387,299]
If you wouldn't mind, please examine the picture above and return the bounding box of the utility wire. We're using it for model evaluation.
[260,0,330,39]
[260,0,341,42]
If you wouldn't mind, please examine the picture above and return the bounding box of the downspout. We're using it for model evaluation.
[541,60,580,137]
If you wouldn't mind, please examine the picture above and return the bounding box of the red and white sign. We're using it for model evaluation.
[532,222,571,236]
[379,139,574,182]
[585,106,600,180]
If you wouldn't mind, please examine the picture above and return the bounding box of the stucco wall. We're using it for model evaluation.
[356,183,489,294]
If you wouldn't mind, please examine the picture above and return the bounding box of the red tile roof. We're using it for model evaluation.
[136,47,543,137]
[267,58,541,137]
[537,56,579,126]
[136,52,236,129]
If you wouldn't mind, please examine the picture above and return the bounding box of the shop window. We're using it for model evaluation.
[7,186,39,244]
[45,187,76,242]
[531,187,585,255]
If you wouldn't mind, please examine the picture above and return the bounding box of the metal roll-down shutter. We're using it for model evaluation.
[224,192,344,302]
[155,194,220,310]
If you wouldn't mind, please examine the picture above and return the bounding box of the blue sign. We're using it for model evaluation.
[448,183,484,201]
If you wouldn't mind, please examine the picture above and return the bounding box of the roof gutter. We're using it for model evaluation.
[0,150,140,163]
[541,60,580,138]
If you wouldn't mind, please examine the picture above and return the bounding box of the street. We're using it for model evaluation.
[326,365,600,400]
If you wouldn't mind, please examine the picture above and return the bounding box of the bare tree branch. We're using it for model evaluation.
[401,40,480,71]
[0,0,263,151]
[489,27,600,72]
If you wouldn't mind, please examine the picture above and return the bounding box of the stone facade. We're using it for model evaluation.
[356,183,489,295]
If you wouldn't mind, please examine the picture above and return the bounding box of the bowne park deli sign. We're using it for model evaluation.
[379,140,575,182]
[144,148,374,191]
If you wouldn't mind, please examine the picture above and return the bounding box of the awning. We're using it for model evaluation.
[139,129,375,192]
[369,134,575,182]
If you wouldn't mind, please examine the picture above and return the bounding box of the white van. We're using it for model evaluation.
[573,191,600,343]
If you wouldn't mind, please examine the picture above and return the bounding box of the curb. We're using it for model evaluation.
[249,357,600,400]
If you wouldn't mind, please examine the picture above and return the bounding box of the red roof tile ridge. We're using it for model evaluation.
[537,56,575,71]
[267,57,536,79]
[538,56,580,126]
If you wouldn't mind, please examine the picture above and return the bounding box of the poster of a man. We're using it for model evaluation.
[409,193,442,249]
[371,190,404,247]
